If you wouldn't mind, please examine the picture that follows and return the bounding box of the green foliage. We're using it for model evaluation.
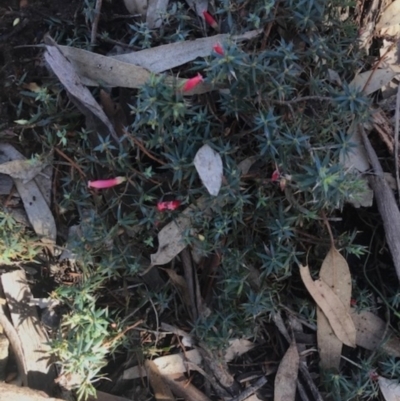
[0,210,40,263]
[50,278,120,400]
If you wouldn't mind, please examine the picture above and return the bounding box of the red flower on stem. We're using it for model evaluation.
[213,43,224,56]
[203,10,218,30]
[88,176,126,189]
[157,200,181,212]
[271,169,280,182]
[182,73,204,92]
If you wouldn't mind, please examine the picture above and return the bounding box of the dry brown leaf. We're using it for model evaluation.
[224,339,255,362]
[123,349,202,380]
[194,144,223,196]
[44,36,118,142]
[56,45,211,95]
[299,265,356,347]
[0,143,56,242]
[146,0,169,28]
[317,247,352,370]
[350,68,400,95]
[378,376,400,401]
[0,158,47,184]
[145,360,175,401]
[376,0,400,36]
[274,341,299,401]
[351,309,400,356]
[163,373,211,401]
[150,197,208,265]
[123,0,147,15]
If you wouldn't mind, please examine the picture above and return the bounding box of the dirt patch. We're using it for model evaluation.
[0,0,81,127]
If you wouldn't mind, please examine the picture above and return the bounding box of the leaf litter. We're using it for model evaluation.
[300,264,356,347]
[317,246,352,370]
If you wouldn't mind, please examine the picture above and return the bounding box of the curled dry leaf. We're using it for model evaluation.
[299,264,356,347]
[317,246,351,370]
[274,341,299,401]
[194,144,223,196]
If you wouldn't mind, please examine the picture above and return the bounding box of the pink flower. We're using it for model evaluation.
[203,10,218,30]
[213,43,224,56]
[182,73,204,92]
[271,169,280,182]
[157,200,181,212]
[88,176,126,189]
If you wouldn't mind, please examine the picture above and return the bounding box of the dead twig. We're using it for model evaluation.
[395,84,400,196]
[90,0,103,47]
[228,376,268,401]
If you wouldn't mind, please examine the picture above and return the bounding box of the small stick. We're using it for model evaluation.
[271,96,332,105]
[395,84,400,197]
[229,376,268,401]
[54,147,86,179]
[90,0,103,47]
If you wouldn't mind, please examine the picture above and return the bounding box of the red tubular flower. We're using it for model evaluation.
[203,10,218,30]
[157,200,181,212]
[213,43,224,56]
[182,73,204,92]
[88,176,126,189]
[271,169,280,182]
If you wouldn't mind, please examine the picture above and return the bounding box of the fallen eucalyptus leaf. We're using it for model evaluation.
[44,37,118,142]
[350,68,400,96]
[351,309,400,356]
[299,264,356,347]
[194,144,223,196]
[376,0,400,36]
[317,246,352,370]
[0,143,56,242]
[274,341,299,401]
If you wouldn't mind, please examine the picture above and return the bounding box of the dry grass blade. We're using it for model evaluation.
[299,265,356,347]
[317,246,352,370]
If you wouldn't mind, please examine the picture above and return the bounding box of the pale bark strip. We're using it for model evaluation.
[1,270,57,394]
[361,127,400,283]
